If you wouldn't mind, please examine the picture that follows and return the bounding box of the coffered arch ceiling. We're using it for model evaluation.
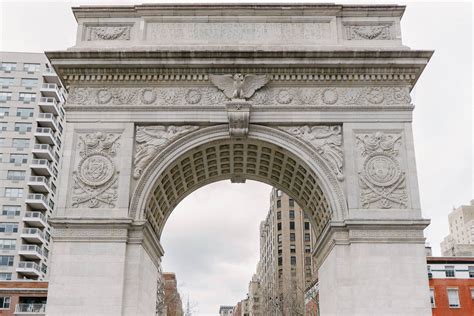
[131,125,346,240]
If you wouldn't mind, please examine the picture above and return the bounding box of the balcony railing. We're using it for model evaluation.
[22,228,45,240]
[32,144,54,161]
[28,176,50,185]
[18,244,43,260]
[36,113,58,131]
[27,176,50,193]
[15,303,46,313]
[30,159,53,176]
[38,97,59,115]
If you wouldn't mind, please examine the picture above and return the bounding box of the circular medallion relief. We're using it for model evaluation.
[366,87,384,104]
[363,154,401,187]
[78,153,115,186]
[276,89,293,104]
[185,89,202,104]
[97,89,112,104]
[140,88,157,104]
[322,88,338,104]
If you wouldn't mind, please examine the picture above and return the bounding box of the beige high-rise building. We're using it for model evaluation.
[441,200,474,256]
[0,52,66,281]
[256,188,313,314]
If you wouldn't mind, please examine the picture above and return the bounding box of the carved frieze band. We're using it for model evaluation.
[356,131,408,209]
[68,86,411,107]
[72,132,121,208]
[280,126,343,181]
[133,125,200,179]
[345,24,392,40]
[86,25,132,41]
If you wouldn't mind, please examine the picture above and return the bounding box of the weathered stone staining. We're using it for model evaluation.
[45,4,432,316]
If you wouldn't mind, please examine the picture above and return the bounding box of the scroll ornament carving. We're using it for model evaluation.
[88,26,131,41]
[68,86,411,107]
[281,126,344,181]
[72,132,121,208]
[346,25,392,40]
[356,132,408,209]
[133,126,199,179]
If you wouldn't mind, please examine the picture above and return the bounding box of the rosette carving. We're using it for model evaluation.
[72,132,121,208]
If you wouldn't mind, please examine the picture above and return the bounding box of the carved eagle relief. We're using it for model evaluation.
[209,74,270,100]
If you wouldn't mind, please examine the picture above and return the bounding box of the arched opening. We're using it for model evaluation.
[131,125,346,243]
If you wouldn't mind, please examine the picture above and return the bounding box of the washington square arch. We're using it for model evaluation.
[44,3,434,316]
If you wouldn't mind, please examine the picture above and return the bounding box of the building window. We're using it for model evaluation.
[4,187,23,198]
[289,210,295,219]
[7,170,25,181]
[14,122,32,132]
[471,288,474,300]
[277,234,282,244]
[0,122,6,131]
[23,63,40,73]
[2,205,21,216]
[290,233,295,242]
[447,288,460,308]
[289,221,295,230]
[21,78,38,88]
[0,273,11,281]
[278,245,282,255]
[277,223,281,231]
[276,189,282,198]
[430,289,435,308]
[0,296,10,309]
[276,200,281,208]
[19,92,36,103]
[0,223,18,233]
[289,199,294,207]
[0,256,14,267]
[290,244,296,253]
[9,153,27,164]
[0,77,14,87]
[445,266,455,278]
[290,256,296,265]
[277,211,281,220]
[469,266,474,278]
[278,257,282,266]
[0,92,12,102]
[304,222,310,230]
[305,245,311,253]
[305,233,311,242]
[16,108,34,118]
[0,239,16,250]
[1,62,16,72]
[305,256,311,265]
[12,138,29,149]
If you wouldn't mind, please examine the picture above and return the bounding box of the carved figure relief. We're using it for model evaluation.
[356,131,408,209]
[68,86,411,107]
[281,126,344,181]
[346,25,392,40]
[209,74,270,100]
[88,25,131,41]
[133,126,199,179]
[72,132,121,208]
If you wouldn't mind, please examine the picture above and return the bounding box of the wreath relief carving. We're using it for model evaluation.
[356,131,408,209]
[72,132,121,208]
[133,125,200,179]
[281,126,344,181]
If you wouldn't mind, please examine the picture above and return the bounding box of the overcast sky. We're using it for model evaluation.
[1,0,472,315]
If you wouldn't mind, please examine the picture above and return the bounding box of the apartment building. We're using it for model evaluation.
[255,188,313,314]
[163,272,184,316]
[219,306,234,316]
[427,256,474,315]
[441,200,474,256]
[0,52,66,281]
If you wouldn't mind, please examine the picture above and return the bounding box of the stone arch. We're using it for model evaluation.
[130,124,347,239]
